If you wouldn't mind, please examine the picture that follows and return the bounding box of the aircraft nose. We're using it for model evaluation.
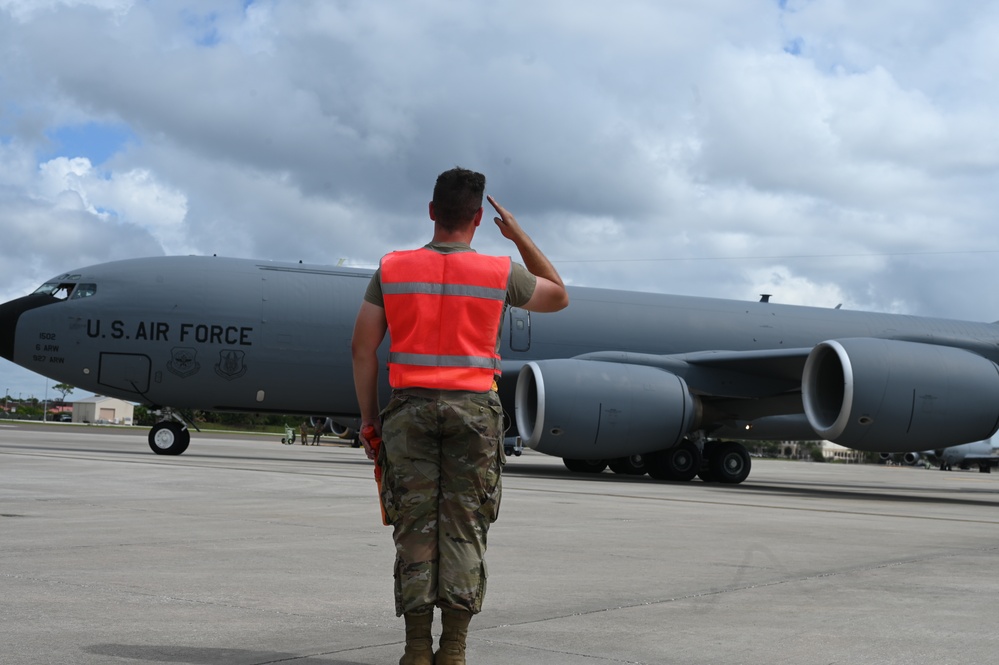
[0,294,55,362]
[0,298,18,361]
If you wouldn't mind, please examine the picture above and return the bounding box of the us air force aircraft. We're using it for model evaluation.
[4,255,999,485]
[932,438,999,471]
[890,435,999,472]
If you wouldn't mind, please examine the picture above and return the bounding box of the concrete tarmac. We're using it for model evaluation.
[2,421,999,665]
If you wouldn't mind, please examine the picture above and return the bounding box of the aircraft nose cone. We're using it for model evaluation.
[0,294,56,362]
[0,299,20,361]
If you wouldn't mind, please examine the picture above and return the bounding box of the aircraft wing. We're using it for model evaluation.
[673,348,811,397]
[570,348,809,398]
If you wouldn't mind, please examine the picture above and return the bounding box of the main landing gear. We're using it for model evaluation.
[148,420,191,455]
[697,440,752,484]
[562,439,752,485]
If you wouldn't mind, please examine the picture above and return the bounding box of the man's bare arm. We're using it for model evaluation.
[488,194,569,313]
[351,300,388,459]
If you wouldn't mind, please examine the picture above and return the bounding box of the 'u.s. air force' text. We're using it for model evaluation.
[86,320,253,346]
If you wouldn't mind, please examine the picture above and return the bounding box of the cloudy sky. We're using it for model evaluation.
[2,0,999,402]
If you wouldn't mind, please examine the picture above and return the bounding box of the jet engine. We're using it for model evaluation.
[802,338,999,452]
[309,416,353,439]
[515,359,696,458]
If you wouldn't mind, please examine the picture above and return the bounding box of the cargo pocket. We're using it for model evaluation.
[378,443,400,526]
[476,443,503,523]
[377,393,412,526]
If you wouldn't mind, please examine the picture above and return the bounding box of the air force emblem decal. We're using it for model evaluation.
[215,349,248,380]
[167,347,200,378]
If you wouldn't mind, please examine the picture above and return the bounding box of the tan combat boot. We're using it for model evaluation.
[400,610,434,665]
[435,609,472,665]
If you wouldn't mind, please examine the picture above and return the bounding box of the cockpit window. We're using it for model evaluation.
[33,282,76,300]
[70,284,97,299]
[32,279,94,301]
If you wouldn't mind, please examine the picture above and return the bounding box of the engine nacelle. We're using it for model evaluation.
[802,338,999,452]
[515,359,696,458]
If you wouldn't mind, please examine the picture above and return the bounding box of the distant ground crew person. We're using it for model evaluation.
[351,167,569,665]
[299,421,309,446]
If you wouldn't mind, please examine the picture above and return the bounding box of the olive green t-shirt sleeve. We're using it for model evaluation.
[507,262,536,308]
[363,262,535,308]
[363,269,383,307]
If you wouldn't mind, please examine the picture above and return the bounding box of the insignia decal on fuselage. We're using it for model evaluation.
[215,349,247,380]
[167,347,200,378]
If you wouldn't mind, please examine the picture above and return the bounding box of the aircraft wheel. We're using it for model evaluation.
[608,454,647,475]
[149,421,190,456]
[646,440,701,481]
[709,441,751,484]
[563,458,608,473]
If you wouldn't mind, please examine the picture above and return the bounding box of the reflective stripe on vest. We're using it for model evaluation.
[382,282,507,300]
[388,352,501,369]
[381,248,511,391]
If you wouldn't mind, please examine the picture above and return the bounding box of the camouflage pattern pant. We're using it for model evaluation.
[379,387,504,616]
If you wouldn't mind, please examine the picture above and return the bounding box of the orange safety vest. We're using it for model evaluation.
[381,247,512,391]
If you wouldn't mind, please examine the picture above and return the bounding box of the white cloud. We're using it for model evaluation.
[3,0,999,398]
[0,0,132,22]
[33,156,189,253]
[0,142,166,302]
[745,264,867,310]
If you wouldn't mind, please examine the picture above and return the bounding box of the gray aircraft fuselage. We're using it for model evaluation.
[4,255,999,481]
[898,437,999,472]
[935,439,999,471]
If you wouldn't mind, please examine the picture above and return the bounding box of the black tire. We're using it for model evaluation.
[646,440,701,481]
[563,458,608,473]
[709,441,751,484]
[608,455,647,475]
[148,421,190,456]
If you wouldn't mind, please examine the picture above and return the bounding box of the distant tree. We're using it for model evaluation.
[860,451,881,465]
[52,383,75,400]
[750,440,783,458]
[133,405,156,427]
[18,403,43,419]
[805,442,826,463]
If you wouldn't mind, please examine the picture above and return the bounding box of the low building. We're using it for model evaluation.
[72,396,135,425]
[821,440,864,463]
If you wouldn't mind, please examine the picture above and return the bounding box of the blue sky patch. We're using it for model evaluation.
[182,9,221,47]
[42,122,138,165]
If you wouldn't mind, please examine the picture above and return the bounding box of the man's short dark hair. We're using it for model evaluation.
[433,167,486,232]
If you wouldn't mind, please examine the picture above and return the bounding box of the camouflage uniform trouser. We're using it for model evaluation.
[379,387,504,616]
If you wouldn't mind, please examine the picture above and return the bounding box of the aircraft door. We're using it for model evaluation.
[98,352,151,394]
[508,307,530,352]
